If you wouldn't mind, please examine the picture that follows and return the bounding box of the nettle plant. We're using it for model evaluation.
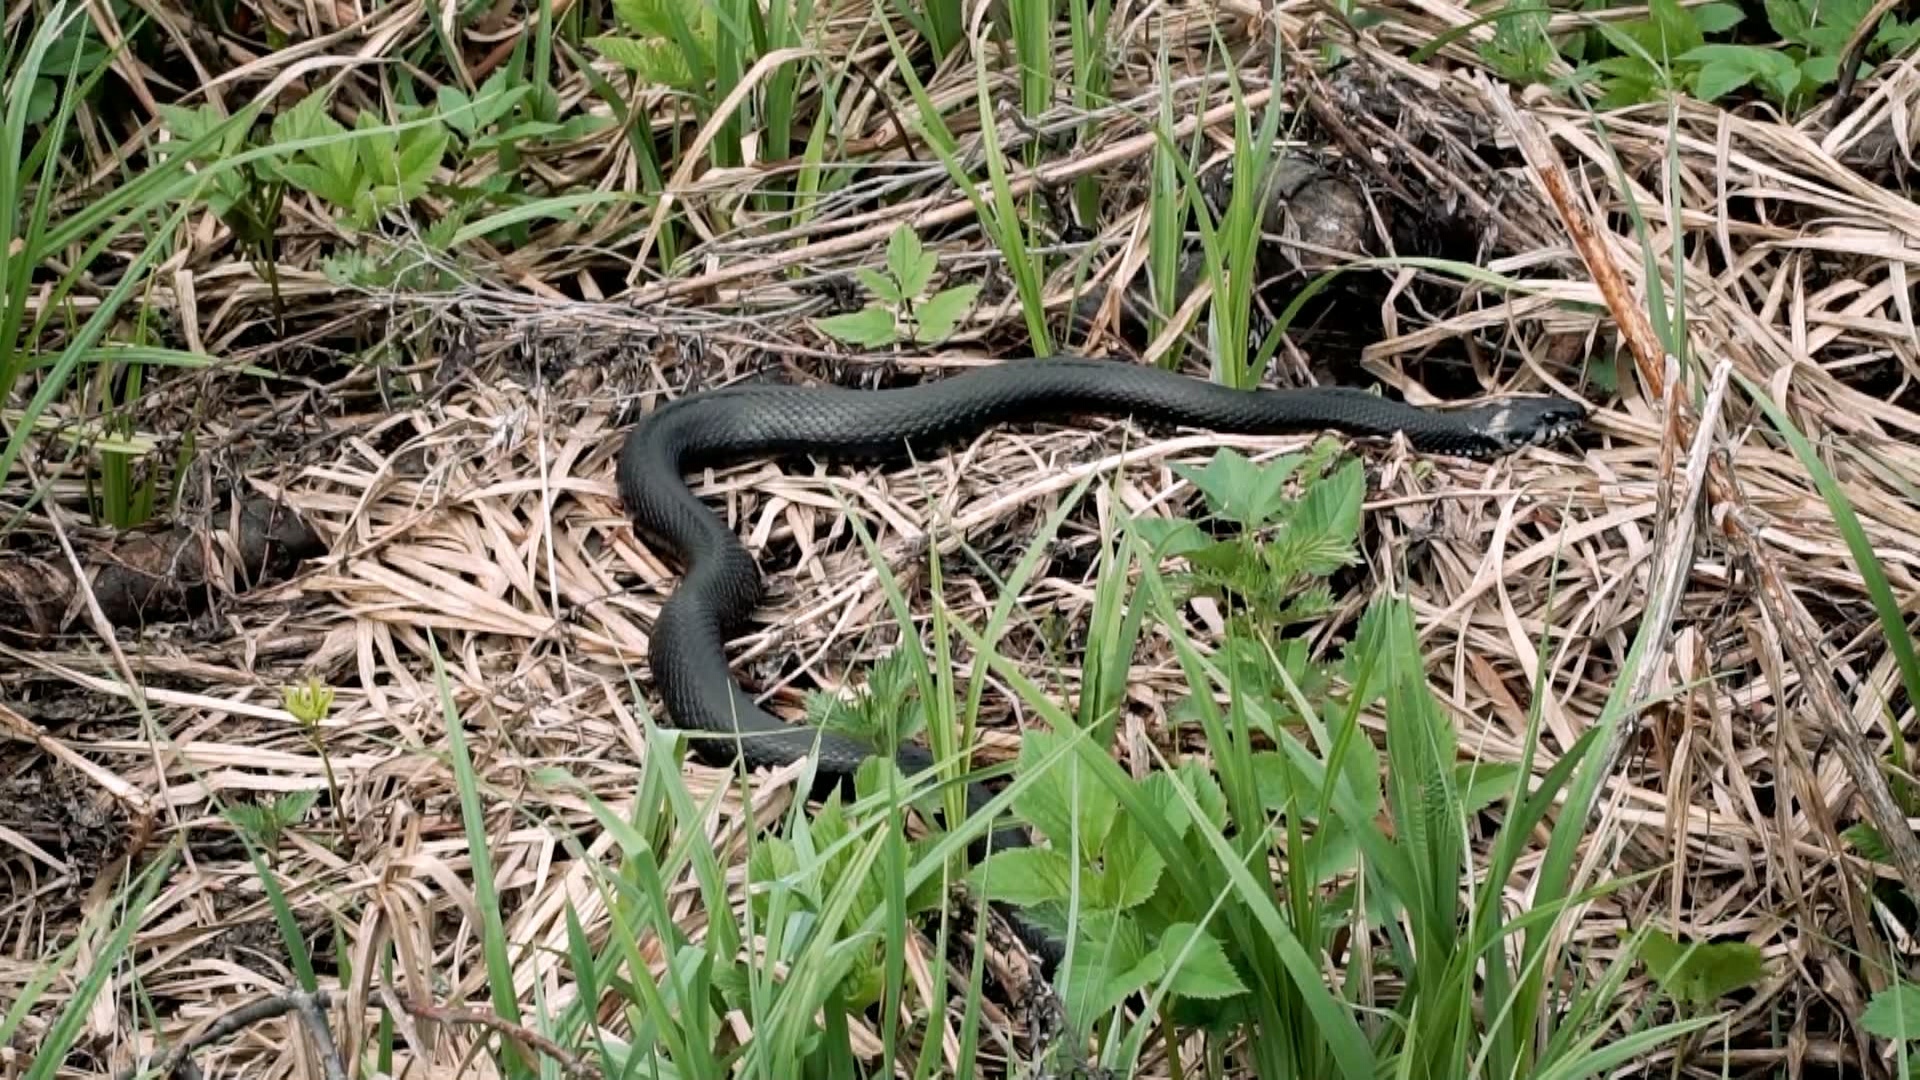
[161,75,602,292]
[1501,0,1920,114]
[964,446,1371,1034]
[813,225,983,348]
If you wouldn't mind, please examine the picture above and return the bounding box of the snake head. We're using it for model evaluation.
[1459,395,1591,458]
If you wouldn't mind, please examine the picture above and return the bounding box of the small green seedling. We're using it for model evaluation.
[813,225,982,347]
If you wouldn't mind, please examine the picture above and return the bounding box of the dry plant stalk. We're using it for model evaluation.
[1484,85,1920,902]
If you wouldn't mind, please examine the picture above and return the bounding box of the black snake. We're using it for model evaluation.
[616,355,1587,963]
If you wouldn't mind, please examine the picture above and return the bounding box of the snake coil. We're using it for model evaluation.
[618,356,1587,965]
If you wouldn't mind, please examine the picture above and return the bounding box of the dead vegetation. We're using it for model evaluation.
[4,0,1920,1076]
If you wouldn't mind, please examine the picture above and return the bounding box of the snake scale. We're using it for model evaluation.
[616,355,1588,965]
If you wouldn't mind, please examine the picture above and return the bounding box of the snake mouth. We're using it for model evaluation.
[1431,397,1586,459]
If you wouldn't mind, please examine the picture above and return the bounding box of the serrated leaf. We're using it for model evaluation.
[1134,516,1210,558]
[159,103,220,150]
[1764,0,1811,40]
[25,79,57,126]
[1800,53,1842,85]
[1095,814,1165,910]
[1457,761,1522,814]
[394,124,448,195]
[1646,0,1708,57]
[1681,45,1799,102]
[886,226,935,297]
[1064,914,1160,1033]
[1276,456,1363,575]
[971,847,1076,906]
[1691,2,1746,34]
[1015,729,1119,855]
[746,836,811,922]
[1862,981,1920,1041]
[1171,448,1300,529]
[1175,759,1230,831]
[1250,749,1303,811]
[470,120,564,153]
[814,306,899,347]
[1156,923,1249,1000]
[353,109,398,179]
[851,753,910,803]
[1880,21,1920,54]
[854,267,903,305]
[912,284,980,343]
[271,95,361,209]
[612,0,676,37]
[437,86,476,135]
[275,162,355,210]
[589,34,697,88]
[1639,929,1769,1007]
[1844,822,1892,863]
[472,79,531,129]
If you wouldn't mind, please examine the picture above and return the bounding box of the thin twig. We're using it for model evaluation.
[395,993,601,1080]
[114,991,346,1080]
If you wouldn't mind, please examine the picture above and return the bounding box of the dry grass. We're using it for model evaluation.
[4,0,1920,1076]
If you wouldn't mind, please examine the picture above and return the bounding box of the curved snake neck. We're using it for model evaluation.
[616,355,1588,964]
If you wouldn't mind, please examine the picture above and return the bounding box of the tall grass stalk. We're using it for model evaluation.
[1006,0,1056,120]
[1163,29,1288,389]
[881,16,1053,352]
[1146,52,1194,369]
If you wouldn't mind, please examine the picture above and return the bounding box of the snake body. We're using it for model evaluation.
[617,356,1586,959]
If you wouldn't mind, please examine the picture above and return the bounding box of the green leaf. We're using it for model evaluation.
[1690,2,1747,34]
[25,79,57,126]
[1275,456,1363,575]
[1689,60,1760,101]
[588,34,698,88]
[612,0,677,38]
[473,72,532,127]
[1763,0,1811,42]
[886,225,936,298]
[353,108,398,173]
[1172,759,1229,832]
[1063,914,1161,1033]
[1171,448,1303,529]
[436,85,476,135]
[1015,729,1119,855]
[1680,45,1799,102]
[1096,813,1165,910]
[1156,922,1249,1000]
[814,306,899,347]
[1862,981,1920,1042]
[854,267,903,306]
[468,120,568,155]
[851,753,910,804]
[971,847,1076,906]
[275,163,353,210]
[1588,54,1664,108]
[912,283,980,343]
[1456,760,1523,815]
[159,103,236,155]
[1638,929,1769,1007]
[1880,20,1920,54]
[1844,822,1893,864]
[1646,0,1709,57]
[394,123,449,196]
[1800,53,1842,85]
[270,94,360,208]
[1133,516,1210,558]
